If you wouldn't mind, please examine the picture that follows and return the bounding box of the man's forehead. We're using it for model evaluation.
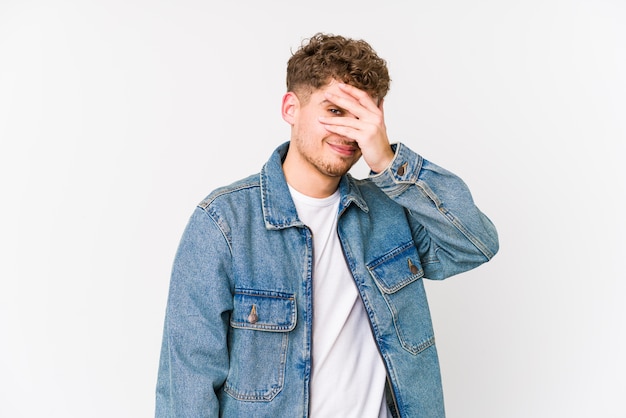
[317,80,380,104]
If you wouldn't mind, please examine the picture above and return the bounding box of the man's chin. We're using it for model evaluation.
[322,161,358,177]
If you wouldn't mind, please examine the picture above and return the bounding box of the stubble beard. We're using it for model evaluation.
[291,131,360,178]
[304,145,358,178]
[311,157,351,178]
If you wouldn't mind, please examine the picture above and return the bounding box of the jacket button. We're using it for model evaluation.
[247,305,258,324]
[408,258,419,275]
[397,162,408,176]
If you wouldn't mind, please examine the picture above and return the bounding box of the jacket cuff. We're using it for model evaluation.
[369,143,423,189]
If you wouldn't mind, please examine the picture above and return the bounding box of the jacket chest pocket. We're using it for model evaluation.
[367,242,435,355]
[225,289,296,401]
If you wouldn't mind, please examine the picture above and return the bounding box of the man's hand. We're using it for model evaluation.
[319,83,395,173]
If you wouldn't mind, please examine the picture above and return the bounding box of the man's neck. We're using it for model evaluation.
[282,153,341,199]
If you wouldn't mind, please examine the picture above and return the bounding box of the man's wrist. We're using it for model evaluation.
[369,148,395,173]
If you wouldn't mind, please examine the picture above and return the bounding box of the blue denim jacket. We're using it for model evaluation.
[156,142,498,418]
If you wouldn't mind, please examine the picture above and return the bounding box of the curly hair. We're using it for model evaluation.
[286,33,390,103]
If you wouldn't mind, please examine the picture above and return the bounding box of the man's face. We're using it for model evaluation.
[287,80,363,179]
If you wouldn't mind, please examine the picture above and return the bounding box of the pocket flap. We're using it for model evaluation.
[230,289,297,332]
[367,242,424,294]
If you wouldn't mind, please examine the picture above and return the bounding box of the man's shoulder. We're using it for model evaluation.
[197,172,261,210]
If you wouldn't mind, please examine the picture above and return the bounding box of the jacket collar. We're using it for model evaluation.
[260,142,369,230]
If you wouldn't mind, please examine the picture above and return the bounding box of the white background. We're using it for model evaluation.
[1,1,625,417]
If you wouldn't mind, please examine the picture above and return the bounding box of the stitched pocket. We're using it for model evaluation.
[367,242,435,355]
[224,289,296,401]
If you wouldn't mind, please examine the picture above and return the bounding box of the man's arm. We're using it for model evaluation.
[321,83,498,279]
[156,207,233,417]
[370,143,499,279]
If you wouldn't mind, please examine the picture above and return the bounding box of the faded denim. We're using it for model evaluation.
[156,142,499,418]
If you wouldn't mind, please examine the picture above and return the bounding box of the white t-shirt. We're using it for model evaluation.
[289,186,392,418]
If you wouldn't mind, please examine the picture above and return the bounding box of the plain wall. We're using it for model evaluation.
[1,1,624,417]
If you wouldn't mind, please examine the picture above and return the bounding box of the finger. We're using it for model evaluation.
[324,91,378,122]
[323,91,362,119]
[337,83,380,112]
[320,115,382,147]
[318,115,361,130]
[319,118,362,142]
[320,122,360,142]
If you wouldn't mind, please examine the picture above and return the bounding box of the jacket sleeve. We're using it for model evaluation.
[156,206,233,417]
[369,143,499,280]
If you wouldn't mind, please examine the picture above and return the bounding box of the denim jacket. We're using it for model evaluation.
[156,142,499,418]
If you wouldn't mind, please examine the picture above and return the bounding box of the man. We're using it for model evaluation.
[156,33,498,418]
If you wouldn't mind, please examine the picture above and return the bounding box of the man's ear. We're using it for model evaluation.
[281,92,298,125]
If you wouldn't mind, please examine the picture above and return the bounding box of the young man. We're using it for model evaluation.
[156,33,499,418]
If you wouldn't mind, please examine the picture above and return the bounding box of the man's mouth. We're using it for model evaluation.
[328,142,359,156]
